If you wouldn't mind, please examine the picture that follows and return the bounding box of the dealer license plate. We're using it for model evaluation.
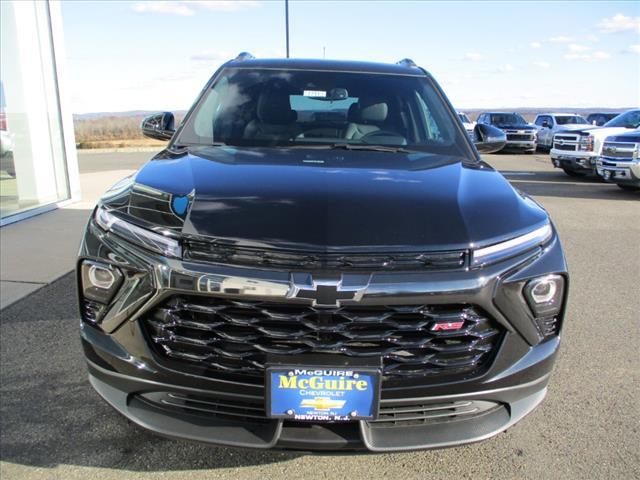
[267,367,380,421]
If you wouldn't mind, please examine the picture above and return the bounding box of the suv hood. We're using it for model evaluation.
[605,131,640,143]
[567,126,635,139]
[556,124,590,131]
[494,124,536,131]
[108,146,548,252]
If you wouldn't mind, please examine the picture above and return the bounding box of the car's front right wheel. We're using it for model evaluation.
[562,168,586,177]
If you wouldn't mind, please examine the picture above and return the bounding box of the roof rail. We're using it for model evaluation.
[235,52,255,61]
[396,58,417,68]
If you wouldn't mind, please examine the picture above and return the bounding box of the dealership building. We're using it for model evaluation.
[1,0,80,226]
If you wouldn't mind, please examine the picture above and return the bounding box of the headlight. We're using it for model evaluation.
[95,205,182,258]
[524,274,565,317]
[471,223,552,267]
[579,135,593,152]
[80,260,123,304]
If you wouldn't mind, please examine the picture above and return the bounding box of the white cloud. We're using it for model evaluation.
[497,64,514,73]
[548,36,574,44]
[564,51,610,61]
[567,43,590,53]
[132,2,192,15]
[532,61,551,69]
[597,13,640,33]
[463,52,484,61]
[624,44,640,54]
[530,41,541,49]
[132,1,259,16]
[592,51,611,60]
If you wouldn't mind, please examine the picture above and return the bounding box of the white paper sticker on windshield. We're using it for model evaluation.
[303,90,326,97]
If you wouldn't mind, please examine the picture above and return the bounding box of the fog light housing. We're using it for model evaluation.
[80,260,123,305]
[524,274,565,318]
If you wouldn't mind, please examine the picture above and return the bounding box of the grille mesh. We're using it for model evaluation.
[506,134,534,141]
[554,143,577,151]
[601,142,637,159]
[138,391,501,428]
[370,400,500,427]
[143,295,502,379]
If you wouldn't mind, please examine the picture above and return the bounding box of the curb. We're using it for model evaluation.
[0,269,74,311]
[77,147,164,154]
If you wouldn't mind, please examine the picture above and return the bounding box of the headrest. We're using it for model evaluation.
[347,96,388,123]
[257,90,297,125]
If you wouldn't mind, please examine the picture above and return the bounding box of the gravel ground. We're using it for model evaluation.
[1,152,639,480]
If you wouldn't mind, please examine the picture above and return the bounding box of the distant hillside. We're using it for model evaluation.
[73,111,186,149]
[72,107,635,149]
[73,110,187,120]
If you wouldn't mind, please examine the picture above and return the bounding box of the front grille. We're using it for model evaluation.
[554,143,576,151]
[555,135,578,142]
[143,295,502,380]
[184,241,467,271]
[601,142,637,160]
[506,134,534,141]
[370,400,500,427]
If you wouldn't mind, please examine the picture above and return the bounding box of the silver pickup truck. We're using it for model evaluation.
[596,130,640,191]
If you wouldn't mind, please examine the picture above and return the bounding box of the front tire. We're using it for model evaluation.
[562,168,587,177]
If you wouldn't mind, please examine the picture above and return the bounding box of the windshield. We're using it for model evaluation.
[489,113,527,126]
[603,110,640,128]
[556,115,588,125]
[176,68,470,158]
[458,113,471,124]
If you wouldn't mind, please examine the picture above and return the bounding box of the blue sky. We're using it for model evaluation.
[61,0,640,113]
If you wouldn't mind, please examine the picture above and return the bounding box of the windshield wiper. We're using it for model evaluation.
[327,143,413,153]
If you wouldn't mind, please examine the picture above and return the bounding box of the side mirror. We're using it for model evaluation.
[473,123,506,154]
[542,121,549,128]
[141,112,175,141]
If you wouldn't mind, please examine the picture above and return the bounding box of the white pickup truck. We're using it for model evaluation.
[550,110,640,177]
[533,113,590,150]
[457,112,475,139]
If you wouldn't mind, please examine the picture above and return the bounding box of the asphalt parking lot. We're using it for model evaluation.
[1,151,638,480]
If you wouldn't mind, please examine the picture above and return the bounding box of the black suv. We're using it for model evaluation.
[477,112,538,153]
[78,54,568,452]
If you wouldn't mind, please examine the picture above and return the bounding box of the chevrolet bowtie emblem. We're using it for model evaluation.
[291,275,369,307]
[300,397,346,411]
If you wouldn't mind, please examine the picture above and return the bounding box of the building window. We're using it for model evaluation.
[1,0,71,221]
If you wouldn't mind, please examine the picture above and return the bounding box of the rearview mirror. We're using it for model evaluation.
[141,112,175,141]
[473,123,506,154]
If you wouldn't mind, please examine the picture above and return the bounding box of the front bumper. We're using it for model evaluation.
[550,151,597,173]
[504,140,536,151]
[596,158,640,187]
[78,219,568,452]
